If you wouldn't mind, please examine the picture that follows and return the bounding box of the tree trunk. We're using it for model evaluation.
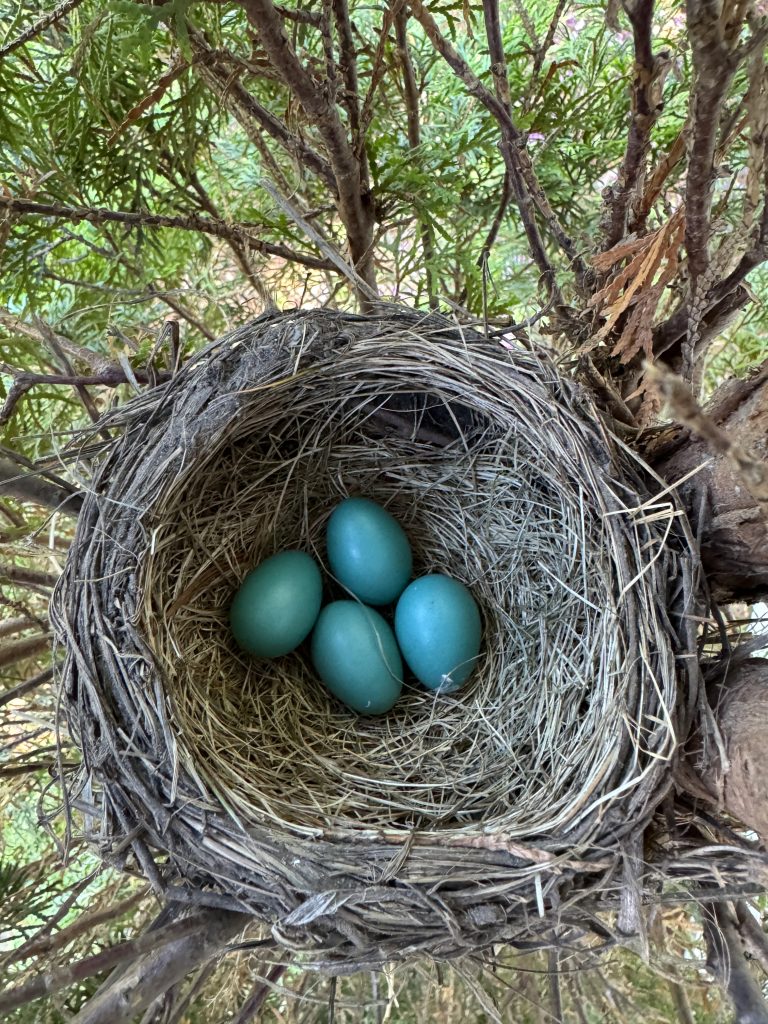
[710,658,768,845]
[648,360,768,603]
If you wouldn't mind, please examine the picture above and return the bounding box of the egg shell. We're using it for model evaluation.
[395,574,482,692]
[326,497,412,605]
[230,550,322,658]
[311,601,403,715]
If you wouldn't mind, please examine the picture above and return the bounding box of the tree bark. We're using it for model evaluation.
[648,360,768,603]
[710,658,768,846]
[0,457,82,516]
[704,901,768,1024]
[71,910,249,1024]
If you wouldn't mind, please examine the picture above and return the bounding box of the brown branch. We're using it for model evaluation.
[668,979,696,1024]
[274,4,321,25]
[476,1,513,277]
[229,963,288,1024]
[358,0,405,149]
[531,0,569,82]
[183,170,276,308]
[9,888,150,964]
[632,128,686,231]
[483,0,511,110]
[0,196,334,270]
[0,666,55,709]
[704,901,768,1024]
[187,28,336,190]
[319,0,338,107]
[683,0,751,373]
[333,0,364,158]
[0,912,240,1016]
[0,565,59,590]
[603,0,670,248]
[0,310,109,373]
[0,616,40,640]
[477,170,513,273]
[0,0,86,60]
[0,366,171,429]
[408,0,572,301]
[70,910,249,1024]
[0,457,82,516]
[150,291,215,341]
[395,8,437,307]
[734,902,768,978]
[236,0,377,297]
[34,316,106,433]
[0,634,51,671]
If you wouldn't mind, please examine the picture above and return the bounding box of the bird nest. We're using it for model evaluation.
[51,308,699,968]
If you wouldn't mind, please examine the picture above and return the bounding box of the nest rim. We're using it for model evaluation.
[51,307,699,966]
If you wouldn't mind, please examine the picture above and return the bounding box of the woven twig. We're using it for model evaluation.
[50,308,699,968]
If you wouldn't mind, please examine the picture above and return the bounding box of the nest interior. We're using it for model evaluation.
[52,308,699,967]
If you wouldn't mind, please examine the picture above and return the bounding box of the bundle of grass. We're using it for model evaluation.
[51,308,699,969]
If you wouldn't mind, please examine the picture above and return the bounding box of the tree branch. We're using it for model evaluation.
[704,901,768,1024]
[8,888,150,964]
[682,0,752,376]
[70,910,249,1024]
[0,666,55,709]
[0,196,334,271]
[0,912,243,1016]
[0,366,171,429]
[632,128,686,231]
[0,457,82,517]
[0,634,52,671]
[187,27,337,190]
[603,0,670,248]
[0,565,59,591]
[408,0,576,302]
[395,8,437,307]
[229,963,288,1024]
[236,0,377,297]
[332,0,365,160]
[482,0,511,110]
[0,0,86,60]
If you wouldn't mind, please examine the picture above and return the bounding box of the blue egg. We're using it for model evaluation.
[326,497,412,605]
[395,575,482,693]
[230,550,322,658]
[311,601,403,715]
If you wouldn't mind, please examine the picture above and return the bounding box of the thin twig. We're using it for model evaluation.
[0,914,231,1016]
[603,0,670,248]
[0,0,85,60]
[395,8,437,307]
[237,0,377,296]
[409,0,574,301]
[0,196,333,270]
[0,366,171,429]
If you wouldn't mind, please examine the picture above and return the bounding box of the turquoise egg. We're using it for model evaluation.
[394,574,482,693]
[311,601,403,715]
[230,550,322,658]
[326,497,412,605]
